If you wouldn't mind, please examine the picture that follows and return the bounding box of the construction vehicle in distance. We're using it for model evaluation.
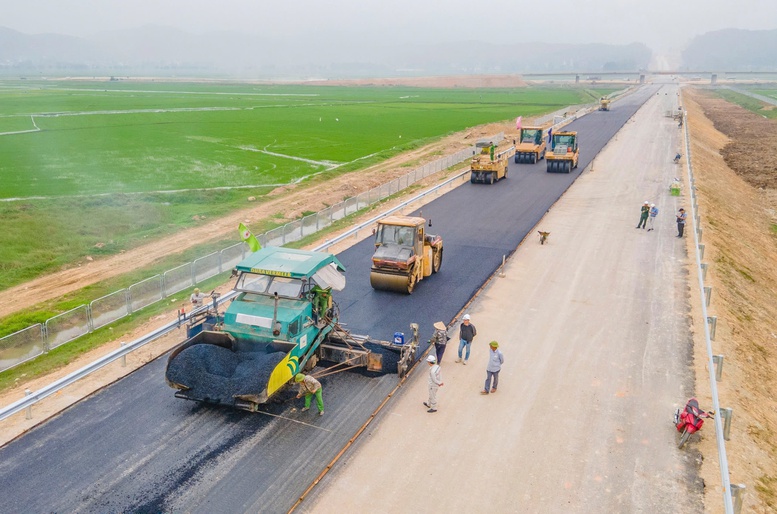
[469,142,516,184]
[546,131,579,173]
[165,246,419,411]
[599,97,611,111]
[370,215,443,294]
[514,127,546,164]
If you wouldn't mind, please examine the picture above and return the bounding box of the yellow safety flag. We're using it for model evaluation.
[239,223,261,252]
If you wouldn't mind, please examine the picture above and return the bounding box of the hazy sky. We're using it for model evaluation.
[3,0,776,50]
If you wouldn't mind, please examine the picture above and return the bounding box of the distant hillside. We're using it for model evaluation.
[682,29,777,71]
[0,25,651,78]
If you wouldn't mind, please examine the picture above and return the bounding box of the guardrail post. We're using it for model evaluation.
[499,255,506,278]
[698,244,705,260]
[696,227,703,242]
[730,484,746,514]
[42,323,50,353]
[713,354,724,382]
[24,389,32,419]
[86,304,94,333]
[707,316,717,340]
[704,286,712,307]
[721,407,733,440]
[701,262,708,280]
[120,342,127,367]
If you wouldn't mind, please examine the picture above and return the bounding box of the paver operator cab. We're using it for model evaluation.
[370,215,443,294]
[166,247,420,411]
[514,127,546,164]
[546,131,579,173]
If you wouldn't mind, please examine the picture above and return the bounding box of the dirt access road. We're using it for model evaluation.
[0,122,509,320]
[303,83,705,512]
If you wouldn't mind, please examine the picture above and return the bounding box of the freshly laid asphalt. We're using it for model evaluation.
[0,85,658,514]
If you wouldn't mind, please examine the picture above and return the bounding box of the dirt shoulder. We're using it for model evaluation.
[684,88,777,512]
[0,121,513,320]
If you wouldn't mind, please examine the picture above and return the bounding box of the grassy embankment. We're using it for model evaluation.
[713,88,777,120]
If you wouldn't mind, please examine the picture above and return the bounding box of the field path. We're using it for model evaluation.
[0,122,509,319]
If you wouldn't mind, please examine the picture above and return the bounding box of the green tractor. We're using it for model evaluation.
[166,246,418,411]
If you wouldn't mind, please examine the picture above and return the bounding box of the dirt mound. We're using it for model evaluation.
[691,90,777,189]
[685,87,777,511]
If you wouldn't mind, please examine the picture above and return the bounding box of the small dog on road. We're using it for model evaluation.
[538,231,550,245]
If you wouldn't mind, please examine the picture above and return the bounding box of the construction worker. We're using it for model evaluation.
[430,321,448,363]
[295,373,324,416]
[190,288,206,306]
[423,354,443,413]
[481,341,504,394]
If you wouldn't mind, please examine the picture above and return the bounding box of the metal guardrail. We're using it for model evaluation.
[681,101,739,513]
[0,138,491,422]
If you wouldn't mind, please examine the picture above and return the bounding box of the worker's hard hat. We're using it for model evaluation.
[294,373,305,382]
[194,288,200,294]
[489,341,499,348]
[426,355,437,363]
[462,314,471,321]
[644,201,649,204]
[433,321,446,331]
[650,204,655,207]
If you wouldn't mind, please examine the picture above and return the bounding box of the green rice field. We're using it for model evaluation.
[0,80,616,290]
[714,88,777,120]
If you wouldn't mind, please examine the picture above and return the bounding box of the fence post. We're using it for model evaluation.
[721,407,733,441]
[707,316,717,341]
[699,244,705,260]
[704,286,712,307]
[120,342,127,367]
[42,322,50,353]
[712,354,724,382]
[24,389,32,420]
[701,262,708,280]
[86,304,94,332]
[730,484,746,514]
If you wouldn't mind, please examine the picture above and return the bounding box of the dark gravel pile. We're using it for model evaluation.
[166,344,286,405]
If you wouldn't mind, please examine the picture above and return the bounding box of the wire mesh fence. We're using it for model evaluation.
[163,264,193,297]
[91,290,130,330]
[129,275,163,313]
[0,324,45,372]
[193,252,221,284]
[220,243,247,272]
[45,306,90,350]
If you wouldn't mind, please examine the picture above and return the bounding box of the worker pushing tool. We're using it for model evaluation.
[295,373,324,416]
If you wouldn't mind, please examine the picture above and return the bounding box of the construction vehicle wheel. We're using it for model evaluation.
[531,153,537,164]
[504,166,508,179]
[489,173,495,185]
[432,248,443,273]
[514,155,519,164]
[470,173,477,184]
[406,272,417,294]
[564,162,571,174]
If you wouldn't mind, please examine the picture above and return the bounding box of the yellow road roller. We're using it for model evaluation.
[370,215,443,294]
